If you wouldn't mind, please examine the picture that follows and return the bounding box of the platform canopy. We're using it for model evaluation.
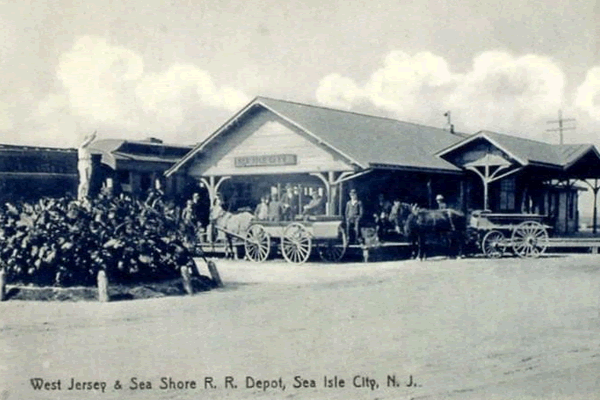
[437,130,600,229]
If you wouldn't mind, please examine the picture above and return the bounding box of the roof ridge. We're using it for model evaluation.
[480,130,558,147]
[0,143,76,151]
[257,96,467,136]
[94,138,192,148]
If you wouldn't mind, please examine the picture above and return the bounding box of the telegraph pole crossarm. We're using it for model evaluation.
[546,109,576,145]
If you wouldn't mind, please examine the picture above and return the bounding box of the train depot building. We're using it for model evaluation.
[0,139,195,203]
[89,137,194,197]
[167,97,600,236]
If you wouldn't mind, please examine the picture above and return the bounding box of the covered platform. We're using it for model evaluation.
[166,97,600,261]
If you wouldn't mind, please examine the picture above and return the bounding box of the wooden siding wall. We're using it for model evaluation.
[444,139,516,167]
[188,108,352,177]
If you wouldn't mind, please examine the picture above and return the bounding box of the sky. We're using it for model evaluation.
[0,0,599,152]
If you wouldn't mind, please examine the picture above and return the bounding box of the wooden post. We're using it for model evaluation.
[181,266,193,295]
[207,260,223,288]
[427,178,433,209]
[593,185,599,235]
[0,269,6,301]
[97,270,109,302]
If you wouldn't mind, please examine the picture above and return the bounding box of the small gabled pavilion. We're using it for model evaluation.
[436,131,600,234]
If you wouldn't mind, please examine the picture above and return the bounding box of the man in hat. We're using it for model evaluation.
[254,195,269,221]
[345,189,363,244]
[281,184,298,221]
[436,194,447,210]
[268,192,284,221]
[373,193,392,236]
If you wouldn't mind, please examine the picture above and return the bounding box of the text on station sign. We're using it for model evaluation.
[234,154,297,168]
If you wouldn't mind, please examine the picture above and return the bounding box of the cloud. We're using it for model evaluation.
[364,51,456,115]
[37,36,249,146]
[449,52,565,134]
[315,73,362,110]
[136,64,248,126]
[315,50,566,136]
[575,66,600,120]
[56,36,144,125]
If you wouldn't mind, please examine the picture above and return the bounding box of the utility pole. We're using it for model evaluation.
[546,109,575,145]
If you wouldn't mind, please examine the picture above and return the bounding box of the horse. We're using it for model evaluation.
[405,207,466,260]
[209,203,254,259]
[392,203,466,260]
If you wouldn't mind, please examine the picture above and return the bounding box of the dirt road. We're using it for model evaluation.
[2,255,600,399]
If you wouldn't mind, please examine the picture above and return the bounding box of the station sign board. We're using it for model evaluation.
[234,154,297,168]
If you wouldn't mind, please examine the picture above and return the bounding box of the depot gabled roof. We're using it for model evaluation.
[91,138,192,169]
[166,96,467,176]
[436,130,600,171]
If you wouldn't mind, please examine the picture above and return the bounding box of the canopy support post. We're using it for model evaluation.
[309,172,331,215]
[580,178,600,235]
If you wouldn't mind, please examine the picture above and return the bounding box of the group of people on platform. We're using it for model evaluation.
[178,184,451,246]
[254,185,326,222]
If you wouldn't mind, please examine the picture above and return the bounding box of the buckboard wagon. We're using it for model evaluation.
[211,216,348,264]
[469,211,551,258]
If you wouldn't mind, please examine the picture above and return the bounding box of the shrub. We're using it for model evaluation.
[0,195,196,287]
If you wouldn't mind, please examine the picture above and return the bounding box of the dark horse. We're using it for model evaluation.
[394,203,466,260]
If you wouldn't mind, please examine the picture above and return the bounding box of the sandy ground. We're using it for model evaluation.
[2,255,600,400]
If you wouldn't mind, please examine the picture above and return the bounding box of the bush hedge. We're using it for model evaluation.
[0,194,197,287]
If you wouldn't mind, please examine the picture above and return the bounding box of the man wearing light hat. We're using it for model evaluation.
[345,189,363,244]
[435,194,447,210]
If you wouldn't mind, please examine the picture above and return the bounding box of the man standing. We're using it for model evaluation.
[373,193,392,235]
[345,189,363,244]
[389,198,402,234]
[268,193,284,222]
[281,184,298,221]
[255,196,269,220]
[77,130,97,201]
[191,192,208,230]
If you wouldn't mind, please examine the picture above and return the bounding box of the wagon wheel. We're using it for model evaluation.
[481,230,505,258]
[318,225,348,262]
[511,221,549,258]
[281,222,312,264]
[244,224,271,262]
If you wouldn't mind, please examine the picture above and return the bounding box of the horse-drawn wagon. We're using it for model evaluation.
[244,216,347,263]
[209,205,347,264]
[469,211,550,258]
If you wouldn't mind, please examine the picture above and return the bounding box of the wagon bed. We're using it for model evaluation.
[218,216,348,264]
[469,210,551,258]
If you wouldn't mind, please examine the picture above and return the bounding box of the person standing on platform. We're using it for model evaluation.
[373,193,392,235]
[345,189,363,244]
[389,198,402,233]
[181,199,196,243]
[268,193,284,221]
[191,192,208,230]
[282,184,298,221]
[255,196,269,220]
